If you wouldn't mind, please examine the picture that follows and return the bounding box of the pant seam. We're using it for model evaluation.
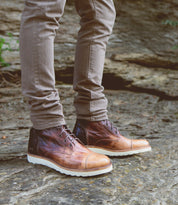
[88,0,97,112]
[32,17,40,86]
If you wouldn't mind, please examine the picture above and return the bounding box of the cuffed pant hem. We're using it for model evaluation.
[32,119,66,130]
[76,114,108,122]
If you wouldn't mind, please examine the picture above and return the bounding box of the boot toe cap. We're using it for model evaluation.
[132,139,151,149]
[85,153,111,170]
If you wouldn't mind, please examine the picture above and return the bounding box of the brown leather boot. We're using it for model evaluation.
[73,120,151,156]
[27,125,112,177]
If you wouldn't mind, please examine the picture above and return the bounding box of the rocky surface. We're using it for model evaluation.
[0,86,178,205]
[0,0,178,204]
[0,0,178,99]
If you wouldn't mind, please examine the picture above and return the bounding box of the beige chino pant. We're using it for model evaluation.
[20,0,116,130]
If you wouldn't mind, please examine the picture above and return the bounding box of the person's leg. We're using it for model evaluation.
[73,0,151,155]
[73,0,116,121]
[20,0,66,129]
[20,0,112,176]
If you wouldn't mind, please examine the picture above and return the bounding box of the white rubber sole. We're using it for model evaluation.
[27,154,113,177]
[88,146,152,156]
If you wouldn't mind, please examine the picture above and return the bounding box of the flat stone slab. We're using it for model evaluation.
[0,86,177,204]
[1,1,178,99]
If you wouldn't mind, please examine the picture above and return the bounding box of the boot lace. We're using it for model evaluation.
[58,125,83,147]
[103,120,120,136]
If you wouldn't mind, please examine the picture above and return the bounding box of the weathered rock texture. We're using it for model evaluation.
[0,86,178,205]
[0,0,178,99]
[0,1,178,204]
